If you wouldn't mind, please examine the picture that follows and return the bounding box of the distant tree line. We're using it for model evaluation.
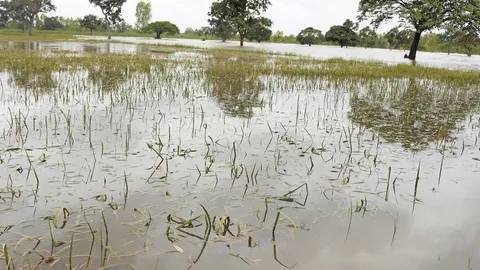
[0,0,479,58]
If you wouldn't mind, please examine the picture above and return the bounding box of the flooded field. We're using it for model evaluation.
[0,41,480,270]
[77,35,480,71]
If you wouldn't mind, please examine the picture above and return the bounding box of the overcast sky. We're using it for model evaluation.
[48,0,393,34]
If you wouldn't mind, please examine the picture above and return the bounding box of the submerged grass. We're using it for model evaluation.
[1,43,480,87]
[0,37,480,269]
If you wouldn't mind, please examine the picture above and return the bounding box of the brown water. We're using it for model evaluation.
[0,41,479,270]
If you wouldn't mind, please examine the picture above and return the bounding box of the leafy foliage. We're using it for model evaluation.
[0,2,9,27]
[357,0,479,59]
[80,15,103,35]
[135,1,151,31]
[89,0,126,39]
[385,27,413,49]
[0,0,56,35]
[145,21,180,39]
[245,17,272,43]
[343,19,357,31]
[114,21,131,33]
[358,27,377,48]
[208,1,237,42]
[196,26,213,36]
[43,16,62,30]
[208,0,272,46]
[325,20,358,47]
[270,31,297,43]
[458,31,480,56]
[296,27,325,46]
[438,23,465,54]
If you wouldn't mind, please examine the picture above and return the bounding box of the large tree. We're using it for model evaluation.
[196,26,213,36]
[358,0,480,60]
[114,21,131,33]
[80,14,102,36]
[385,27,413,49]
[438,23,464,54]
[208,0,272,46]
[145,21,179,39]
[135,1,151,31]
[245,17,272,43]
[43,16,62,30]
[207,1,236,42]
[1,0,56,35]
[458,31,480,56]
[0,2,9,27]
[358,26,377,48]
[296,27,325,46]
[325,20,358,47]
[89,0,126,40]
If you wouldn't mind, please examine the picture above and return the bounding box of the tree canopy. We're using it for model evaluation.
[80,15,103,36]
[89,0,126,39]
[296,27,325,46]
[135,1,151,31]
[208,0,272,46]
[146,21,180,39]
[385,27,413,49]
[0,3,9,27]
[196,26,213,36]
[458,31,480,56]
[114,21,131,33]
[343,19,357,31]
[43,16,62,30]
[438,23,464,54]
[245,17,273,43]
[208,1,236,42]
[325,20,358,47]
[358,26,377,48]
[0,0,56,35]
[358,0,480,59]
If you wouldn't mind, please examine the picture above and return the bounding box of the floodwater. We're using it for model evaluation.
[77,35,480,71]
[0,40,479,270]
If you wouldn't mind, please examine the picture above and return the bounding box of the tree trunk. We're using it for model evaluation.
[308,43,311,47]
[447,40,452,55]
[408,31,422,60]
[105,17,111,40]
[28,17,34,36]
[240,34,244,46]
[90,29,93,36]
[222,38,226,42]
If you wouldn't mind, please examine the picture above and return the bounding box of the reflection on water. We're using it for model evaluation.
[349,78,480,150]
[0,44,479,269]
[3,37,480,71]
[206,56,265,118]
[76,35,480,71]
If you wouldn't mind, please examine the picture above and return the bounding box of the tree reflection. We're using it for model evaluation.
[8,68,56,94]
[349,78,480,150]
[86,65,127,93]
[205,56,264,118]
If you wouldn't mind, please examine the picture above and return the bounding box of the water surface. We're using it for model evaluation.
[0,41,479,270]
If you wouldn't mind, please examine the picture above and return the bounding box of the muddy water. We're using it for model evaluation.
[0,44,480,270]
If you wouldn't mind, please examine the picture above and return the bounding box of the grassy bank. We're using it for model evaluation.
[0,31,76,41]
